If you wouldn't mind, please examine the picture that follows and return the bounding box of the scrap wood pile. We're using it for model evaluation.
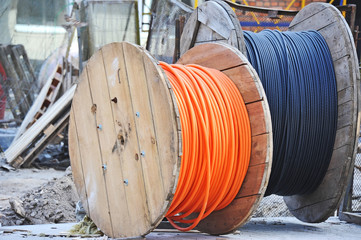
[0,43,79,170]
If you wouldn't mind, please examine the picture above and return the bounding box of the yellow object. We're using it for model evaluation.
[231,0,236,11]
[242,0,260,25]
[274,0,296,25]
[329,0,335,4]
[301,0,305,9]
[195,0,198,8]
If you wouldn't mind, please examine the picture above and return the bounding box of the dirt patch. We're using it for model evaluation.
[0,168,79,226]
[0,168,65,210]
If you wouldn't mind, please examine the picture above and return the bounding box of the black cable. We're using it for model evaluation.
[244,30,337,196]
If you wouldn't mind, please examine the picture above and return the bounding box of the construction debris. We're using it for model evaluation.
[0,169,78,226]
[4,85,76,168]
[69,216,103,236]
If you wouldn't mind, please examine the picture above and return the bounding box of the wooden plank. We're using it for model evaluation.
[339,212,361,225]
[222,66,261,104]
[142,50,181,207]
[5,85,76,168]
[69,42,180,238]
[13,65,63,141]
[178,44,247,71]
[236,164,266,197]
[338,87,353,105]
[70,70,113,235]
[249,133,270,166]
[68,111,90,216]
[85,47,129,237]
[333,56,355,92]
[290,7,335,32]
[22,111,70,168]
[246,101,266,137]
[333,126,353,149]
[337,100,354,129]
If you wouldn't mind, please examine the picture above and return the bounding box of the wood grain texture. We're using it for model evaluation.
[284,2,361,223]
[178,42,272,235]
[69,42,180,238]
[180,0,246,57]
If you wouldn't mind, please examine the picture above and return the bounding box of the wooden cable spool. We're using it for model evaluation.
[180,0,361,223]
[68,42,272,238]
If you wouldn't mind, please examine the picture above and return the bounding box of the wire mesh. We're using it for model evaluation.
[146,0,192,63]
[235,9,295,33]
[0,0,72,150]
[81,0,140,60]
[352,142,361,211]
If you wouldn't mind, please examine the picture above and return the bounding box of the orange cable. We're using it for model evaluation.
[160,62,252,231]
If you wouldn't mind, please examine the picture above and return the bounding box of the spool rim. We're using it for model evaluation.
[69,42,181,238]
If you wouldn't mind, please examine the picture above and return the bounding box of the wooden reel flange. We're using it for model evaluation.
[69,41,272,238]
[69,42,181,238]
[180,0,361,223]
[180,0,246,56]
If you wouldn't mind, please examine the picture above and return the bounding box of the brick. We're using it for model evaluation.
[293,2,301,8]
[271,2,278,7]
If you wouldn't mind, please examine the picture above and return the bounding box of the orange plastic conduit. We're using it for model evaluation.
[160,62,252,231]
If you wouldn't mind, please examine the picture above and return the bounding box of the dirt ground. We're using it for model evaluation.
[0,168,65,210]
[0,168,79,226]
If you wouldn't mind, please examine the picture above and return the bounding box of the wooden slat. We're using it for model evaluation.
[178,43,247,70]
[5,85,76,168]
[70,71,113,235]
[22,111,70,167]
[222,66,261,104]
[68,112,90,215]
[246,101,266,137]
[13,64,63,142]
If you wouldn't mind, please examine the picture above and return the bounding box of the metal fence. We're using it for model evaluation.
[146,0,192,63]
[352,149,361,211]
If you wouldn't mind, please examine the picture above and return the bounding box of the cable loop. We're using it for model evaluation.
[160,62,252,231]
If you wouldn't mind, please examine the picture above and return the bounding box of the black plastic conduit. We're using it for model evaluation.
[244,30,337,196]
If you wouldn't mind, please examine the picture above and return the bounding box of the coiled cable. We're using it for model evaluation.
[160,62,252,231]
[244,30,337,196]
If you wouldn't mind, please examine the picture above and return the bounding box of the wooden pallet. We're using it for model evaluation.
[13,64,64,142]
[0,44,38,119]
[5,85,76,168]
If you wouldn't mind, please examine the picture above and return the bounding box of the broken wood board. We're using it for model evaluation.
[12,64,64,142]
[5,85,76,168]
